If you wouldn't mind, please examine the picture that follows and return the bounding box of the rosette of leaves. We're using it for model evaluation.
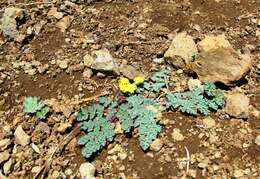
[116,95,161,150]
[166,81,225,115]
[138,70,171,93]
[23,96,50,119]
[77,97,116,158]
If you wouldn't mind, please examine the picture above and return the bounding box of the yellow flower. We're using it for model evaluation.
[119,77,137,94]
[119,77,130,86]
[127,83,137,94]
[134,76,145,85]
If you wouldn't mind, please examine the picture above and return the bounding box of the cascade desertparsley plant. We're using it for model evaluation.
[77,95,161,158]
[75,70,225,159]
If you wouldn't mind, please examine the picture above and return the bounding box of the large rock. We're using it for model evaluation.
[225,93,250,119]
[164,32,198,69]
[1,7,26,42]
[191,35,253,85]
[83,49,119,75]
[190,47,252,85]
[79,162,96,179]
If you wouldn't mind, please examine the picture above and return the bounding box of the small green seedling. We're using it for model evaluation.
[23,96,50,119]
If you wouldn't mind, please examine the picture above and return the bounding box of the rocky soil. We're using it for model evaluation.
[0,0,259,179]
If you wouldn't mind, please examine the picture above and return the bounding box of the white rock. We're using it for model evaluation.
[150,138,164,152]
[164,32,198,69]
[79,162,96,179]
[14,125,30,146]
[171,128,185,141]
[254,135,260,146]
[225,93,250,119]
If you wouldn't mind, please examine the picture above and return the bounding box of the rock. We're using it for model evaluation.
[225,93,250,118]
[153,58,164,64]
[202,117,216,128]
[3,159,12,175]
[52,170,60,179]
[56,123,72,133]
[150,138,164,152]
[31,166,42,173]
[164,32,198,69]
[0,139,11,151]
[233,169,244,178]
[187,78,203,91]
[190,47,252,85]
[254,135,260,145]
[56,16,73,32]
[83,68,93,78]
[171,128,185,141]
[14,125,30,146]
[119,64,141,79]
[57,59,68,69]
[83,49,119,75]
[0,151,10,164]
[31,143,41,154]
[197,34,232,52]
[1,7,26,42]
[79,162,96,179]
[83,54,94,67]
[47,7,64,19]
[33,20,47,35]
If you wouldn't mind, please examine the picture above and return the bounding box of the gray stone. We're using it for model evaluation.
[14,125,30,146]
[1,7,26,42]
[164,32,198,69]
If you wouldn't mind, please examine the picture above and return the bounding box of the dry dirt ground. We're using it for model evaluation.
[0,0,260,178]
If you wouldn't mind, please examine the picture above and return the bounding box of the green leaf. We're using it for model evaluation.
[23,96,45,113]
[36,106,50,119]
[77,100,115,159]
[116,104,133,133]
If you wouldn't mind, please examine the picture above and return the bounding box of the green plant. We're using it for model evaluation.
[77,97,115,158]
[138,70,170,93]
[166,82,225,115]
[23,96,50,119]
[116,95,161,150]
